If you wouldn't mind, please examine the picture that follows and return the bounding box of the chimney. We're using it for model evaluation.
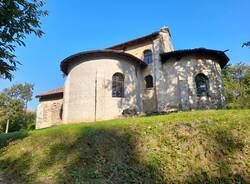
[160,26,171,36]
[159,26,174,52]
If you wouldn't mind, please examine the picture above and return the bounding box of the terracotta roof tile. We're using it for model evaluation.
[60,50,147,75]
[107,27,170,50]
[36,87,64,98]
[161,48,229,68]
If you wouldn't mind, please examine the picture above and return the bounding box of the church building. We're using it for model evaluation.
[36,27,229,129]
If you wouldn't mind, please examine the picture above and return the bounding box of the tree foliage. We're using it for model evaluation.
[3,83,34,108]
[222,63,250,109]
[0,0,48,80]
[242,41,250,48]
[0,83,35,133]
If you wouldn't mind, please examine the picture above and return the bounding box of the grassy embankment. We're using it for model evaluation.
[0,109,249,183]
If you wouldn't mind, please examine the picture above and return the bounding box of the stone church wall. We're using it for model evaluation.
[152,32,174,112]
[36,98,63,129]
[158,56,225,112]
[123,30,174,113]
[63,57,142,123]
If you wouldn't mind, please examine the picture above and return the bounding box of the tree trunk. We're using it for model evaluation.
[5,119,9,133]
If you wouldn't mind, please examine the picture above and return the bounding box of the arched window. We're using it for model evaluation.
[143,50,153,64]
[195,73,209,96]
[145,75,153,88]
[112,73,124,97]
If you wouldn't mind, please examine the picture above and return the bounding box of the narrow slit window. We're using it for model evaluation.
[143,50,153,64]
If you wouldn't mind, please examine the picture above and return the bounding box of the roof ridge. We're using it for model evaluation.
[107,27,170,50]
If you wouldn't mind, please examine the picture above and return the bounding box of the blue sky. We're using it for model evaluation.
[1,0,250,109]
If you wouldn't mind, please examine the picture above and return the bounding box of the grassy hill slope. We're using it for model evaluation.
[0,110,250,184]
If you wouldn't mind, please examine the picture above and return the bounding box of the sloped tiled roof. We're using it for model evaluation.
[107,27,170,50]
[60,49,147,75]
[36,87,64,98]
[161,48,229,68]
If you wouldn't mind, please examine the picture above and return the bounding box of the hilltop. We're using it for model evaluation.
[0,110,249,184]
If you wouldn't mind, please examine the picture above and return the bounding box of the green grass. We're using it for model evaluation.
[0,109,250,184]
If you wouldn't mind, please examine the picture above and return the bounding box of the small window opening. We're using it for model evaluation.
[195,73,209,96]
[143,50,153,64]
[145,75,153,88]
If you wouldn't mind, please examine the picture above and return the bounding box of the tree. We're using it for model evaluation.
[3,83,34,109]
[0,83,35,133]
[0,0,48,80]
[0,96,24,132]
[222,63,250,109]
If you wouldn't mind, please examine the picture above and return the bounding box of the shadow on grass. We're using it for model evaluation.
[0,126,164,184]
[0,131,28,149]
[52,127,164,184]
[0,124,249,183]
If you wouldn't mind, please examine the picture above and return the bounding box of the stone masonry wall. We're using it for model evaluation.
[123,30,174,112]
[152,32,174,112]
[36,98,63,129]
[124,41,157,112]
[158,56,225,112]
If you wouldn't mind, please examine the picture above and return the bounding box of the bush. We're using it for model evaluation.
[222,63,250,109]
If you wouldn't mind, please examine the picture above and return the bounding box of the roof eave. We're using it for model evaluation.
[160,48,229,69]
[35,92,64,98]
[107,32,159,50]
[60,50,147,75]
